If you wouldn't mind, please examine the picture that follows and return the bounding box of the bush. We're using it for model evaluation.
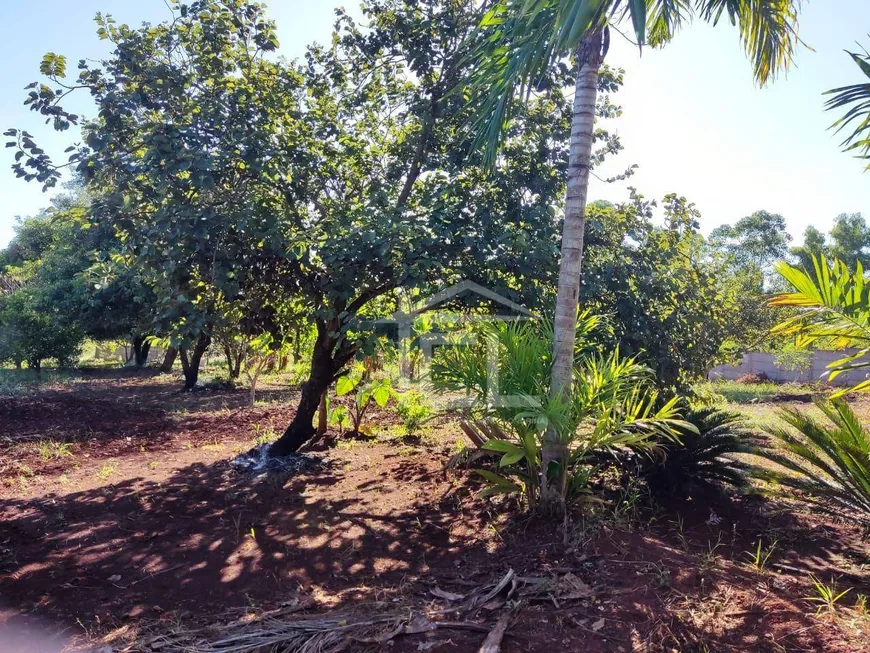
[641,407,759,495]
[395,390,432,437]
[335,369,392,436]
[0,290,84,372]
[432,320,693,511]
[753,399,870,526]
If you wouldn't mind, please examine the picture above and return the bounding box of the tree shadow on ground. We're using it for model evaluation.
[0,454,497,647]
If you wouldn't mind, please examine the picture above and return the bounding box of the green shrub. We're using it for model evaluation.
[395,390,432,437]
[641,407,758,495]
[690,383,727,407]
[335,371,392,436]
[432,320,693,510]
[693,380,819,405]
[753,399,870,525]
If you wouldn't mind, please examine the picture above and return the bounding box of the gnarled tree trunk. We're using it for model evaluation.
[223,343,243,379]
[541,31,605,509]
[160,347,178,373]
[132,334,152,368]
[269,320,355,456]
[179,333,211,390]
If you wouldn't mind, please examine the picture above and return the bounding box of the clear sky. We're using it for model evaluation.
[1,1,869,247]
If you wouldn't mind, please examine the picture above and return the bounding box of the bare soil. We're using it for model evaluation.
[1,372,869,652]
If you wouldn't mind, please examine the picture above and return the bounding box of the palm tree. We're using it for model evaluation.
[464,0,802,506]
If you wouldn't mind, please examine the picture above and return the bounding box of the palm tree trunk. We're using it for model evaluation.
[541,31,605,509]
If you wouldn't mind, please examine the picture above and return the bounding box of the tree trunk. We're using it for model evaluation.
[223,344,242,379]
[179,333,211,390]
[269,354,333,455]
[541,31,605,508]
[132,335,151,368]
[160,347,178,373]
[270,322,354,456]
[317,391,328,435]
[293,325,302,362]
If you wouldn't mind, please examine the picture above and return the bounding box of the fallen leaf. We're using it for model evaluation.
[592,618,605,632]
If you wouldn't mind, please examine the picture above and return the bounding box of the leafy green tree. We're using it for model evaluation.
[829,212,870,267]
[0,289,84,373]
[715,264,785,357]
[789,216,870,273]
[791,225,829,272]
[462,0,802,505]
[581,192,731,390]
[257,0,573,453]
[6,0,573,446]
[1,190,156,368]
[708,210,792,272]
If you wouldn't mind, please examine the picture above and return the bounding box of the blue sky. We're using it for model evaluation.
[1,1,869,247]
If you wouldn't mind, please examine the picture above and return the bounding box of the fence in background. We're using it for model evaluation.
[708,349,870,387]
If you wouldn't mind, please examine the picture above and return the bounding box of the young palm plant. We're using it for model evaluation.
[770,255,870,396]
[432,319,693,511]
[640,407,760,495]
[463,0,802,508]
[753,400,870,526]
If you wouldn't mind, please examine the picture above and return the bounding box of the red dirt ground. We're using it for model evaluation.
[1,372,869,652]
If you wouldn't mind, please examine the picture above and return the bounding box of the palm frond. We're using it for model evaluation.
[641,407,760,493]
[824,45,870,167]
[696,0,801,85]
[752,400,870,524]
[462,0,612,167]
[771,254,870,396]
[646,0,692,47]
[462,0,799,166]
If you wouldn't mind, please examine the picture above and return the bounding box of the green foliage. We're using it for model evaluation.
[713,258,788,363]
[829,213,870,267]
[251,422,279,447]
[791,225,829,273]
[395,390,433,437]
[694,380,816,405]
[709,210,792,271]
[0,289,84,370]
[432,320,693,509]
[580,194,731,391]
[754,399,870,526]
[825,45,870,168]
[335,367,393,436]
[6,0,582,436]
[0,184,155,369]
[463,0,801,164]
[771,255,870,396]
[35,439,73,461]
[640,407,758,495]
[745,538,778,574]
[773,342,812,375]
[806,575,853,616]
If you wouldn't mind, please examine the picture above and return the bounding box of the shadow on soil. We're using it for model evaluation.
[0,456,493,643]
